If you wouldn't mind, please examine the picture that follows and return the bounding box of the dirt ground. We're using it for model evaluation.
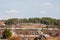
[47,36,60,40]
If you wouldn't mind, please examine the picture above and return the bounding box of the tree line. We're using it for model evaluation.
[5,17,60,28]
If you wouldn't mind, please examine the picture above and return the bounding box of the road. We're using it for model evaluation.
[0,28,59,30]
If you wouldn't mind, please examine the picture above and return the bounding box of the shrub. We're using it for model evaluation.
[2,29,12,39]
[8,36,22,40]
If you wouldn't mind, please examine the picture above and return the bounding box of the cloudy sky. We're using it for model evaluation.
[0,0,60,20]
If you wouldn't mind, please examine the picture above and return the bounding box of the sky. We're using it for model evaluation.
[0,0,60,20]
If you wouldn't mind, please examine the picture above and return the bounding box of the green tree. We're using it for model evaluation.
[2,29,12,39]
[5,18,18,25]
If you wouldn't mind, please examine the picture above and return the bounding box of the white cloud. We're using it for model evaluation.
[40,10,48,14]
[5,9,20,14]
[40,2,54,8]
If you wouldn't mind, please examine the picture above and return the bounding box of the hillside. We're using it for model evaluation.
[3,17,60,28]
